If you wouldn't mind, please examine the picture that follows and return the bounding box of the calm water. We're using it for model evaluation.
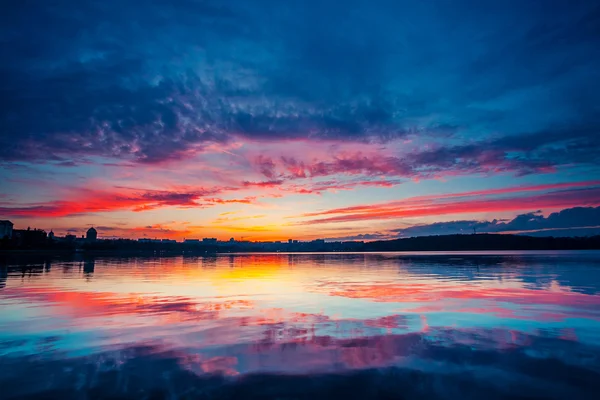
[2,251,600,399]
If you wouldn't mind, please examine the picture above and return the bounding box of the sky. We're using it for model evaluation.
[1,0,600,241]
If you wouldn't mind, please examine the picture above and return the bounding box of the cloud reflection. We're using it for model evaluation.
[1,252,600,389]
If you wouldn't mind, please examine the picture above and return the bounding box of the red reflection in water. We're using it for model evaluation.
[244,332,423,372]
[180,353,240,376]
[2,287,254,321]
[364,315,409,330]
[325,283,600,310]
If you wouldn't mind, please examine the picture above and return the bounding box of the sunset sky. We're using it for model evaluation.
[1,0,600,240]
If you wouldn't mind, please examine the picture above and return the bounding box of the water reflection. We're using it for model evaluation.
[0,267,6,289]
[83,258,95,275]
[1,252,600,399]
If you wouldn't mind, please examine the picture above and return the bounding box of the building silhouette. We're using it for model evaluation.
[86,227,97,241]
[12,227,47,246]
[0,220,13,239]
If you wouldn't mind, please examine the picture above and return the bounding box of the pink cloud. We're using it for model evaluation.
[0,186,241,217]
[295,181,600,224]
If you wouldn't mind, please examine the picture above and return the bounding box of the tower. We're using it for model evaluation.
[86,227,98,241]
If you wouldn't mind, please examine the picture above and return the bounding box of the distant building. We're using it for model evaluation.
[288,239,293,244]
[12,228,47,246]
[161,239,177,243]
[313,239,325,244]
[184,239,200,243]
[86,227,98,241]
[48,230,55,240]
[0,220,13,239]
[202,238,217,244]
[229,237,235,243]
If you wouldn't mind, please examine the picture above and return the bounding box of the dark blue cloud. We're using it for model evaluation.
[1,0,600,168]
[324,233,392,242]
[394,206,600,237]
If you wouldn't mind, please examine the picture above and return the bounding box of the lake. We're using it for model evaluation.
[1,251,600,399]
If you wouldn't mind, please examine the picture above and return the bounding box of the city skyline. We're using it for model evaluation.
[1,1,600,241]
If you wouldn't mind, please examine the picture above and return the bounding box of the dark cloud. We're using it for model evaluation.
[92,226,121,231]
[243,180,284,188]
[324,233,392,242]
[394,206,600,237]
[59,226,121,235]
[1,0,600,169]
[254,156,277,179]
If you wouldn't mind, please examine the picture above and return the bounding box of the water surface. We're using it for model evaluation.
[2,251,600,399]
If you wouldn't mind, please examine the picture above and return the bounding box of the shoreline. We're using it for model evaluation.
[2,248,600,256]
